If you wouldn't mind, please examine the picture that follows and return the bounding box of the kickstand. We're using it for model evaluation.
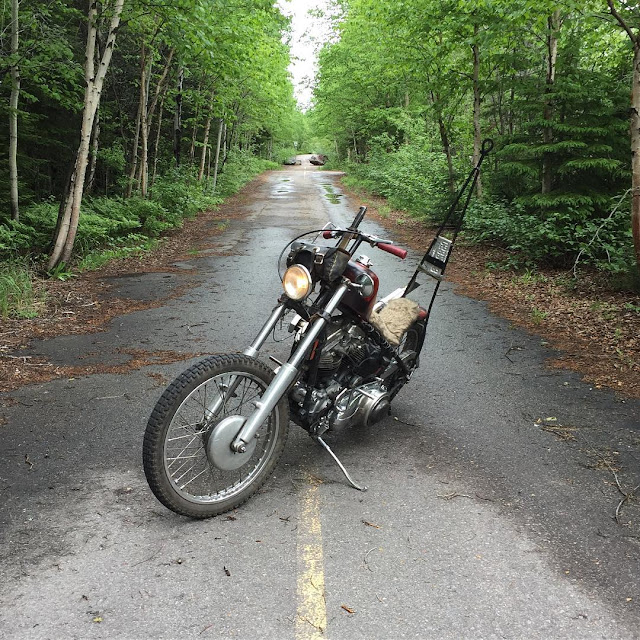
[313,436,367,492]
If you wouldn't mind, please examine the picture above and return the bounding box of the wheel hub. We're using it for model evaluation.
[206,415,257,470]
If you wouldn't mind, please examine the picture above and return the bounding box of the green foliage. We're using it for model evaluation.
[0,261,45,318]
[341,136,454,221]
[464,197,635,273]
[215,151,279,198]
[310,0,637,277]
[0,149,277,269]
[76,235,159,272]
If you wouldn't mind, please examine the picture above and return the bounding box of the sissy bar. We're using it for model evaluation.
[404,139,494,317]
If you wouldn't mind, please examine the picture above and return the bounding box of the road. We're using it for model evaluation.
[1,155,639,639]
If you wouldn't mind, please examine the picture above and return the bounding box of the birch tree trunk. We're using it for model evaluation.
[472,30,483,199]
[542,11,560,195]
[126,41,146,198]
[151,91,166,188]
[86,107,100,193]
[173,65,184,167]
[607,1,640,269]
[198,92,215,182]
[631,43,640,268]
[211,118,224,193]
[48,0,126,270]
[9,0,20,221]
[139,53,151,197]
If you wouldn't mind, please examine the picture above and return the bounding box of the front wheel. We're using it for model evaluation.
[143,354,289,518]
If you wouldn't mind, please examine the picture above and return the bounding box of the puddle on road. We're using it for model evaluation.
[271,180,295,198]
[322,183,343,205]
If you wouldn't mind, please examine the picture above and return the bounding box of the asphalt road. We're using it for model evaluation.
[1,156,639,639]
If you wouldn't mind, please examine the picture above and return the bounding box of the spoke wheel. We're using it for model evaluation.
[143,354,289,518]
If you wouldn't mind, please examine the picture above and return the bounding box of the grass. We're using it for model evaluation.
[512,269,549,285]
[530,307,548,325]
[0,262,46,318]
[76,237,159,272]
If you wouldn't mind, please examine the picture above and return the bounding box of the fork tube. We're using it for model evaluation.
[243,303,287,358]
[203,304,286,419]
[231,283,349,452]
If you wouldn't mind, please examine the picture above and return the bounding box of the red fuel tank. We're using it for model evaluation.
[340,260,379,319]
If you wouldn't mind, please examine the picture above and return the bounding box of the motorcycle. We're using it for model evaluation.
[142,140,493,518]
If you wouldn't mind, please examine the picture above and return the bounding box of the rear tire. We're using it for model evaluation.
[389,319,426,400]
[143,354,289,518]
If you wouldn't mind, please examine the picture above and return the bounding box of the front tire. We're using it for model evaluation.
[143,354,289,518]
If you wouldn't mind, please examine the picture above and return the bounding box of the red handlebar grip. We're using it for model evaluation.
[323,230,336,239]
[378,243,407,259]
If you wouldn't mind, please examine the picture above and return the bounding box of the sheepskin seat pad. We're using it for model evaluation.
[369,298,420,346]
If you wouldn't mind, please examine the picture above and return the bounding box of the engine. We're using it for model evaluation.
[318,319,384,380]
[289,317,391,432]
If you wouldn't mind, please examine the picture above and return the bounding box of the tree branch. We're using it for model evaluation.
[607,0,638,44]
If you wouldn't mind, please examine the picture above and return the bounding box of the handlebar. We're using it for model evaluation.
[377,243,407,260]
[323,229,407,259]
[349,206,367,230]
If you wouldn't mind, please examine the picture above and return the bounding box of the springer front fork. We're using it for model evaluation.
[210,281,366,491]
[232,283,349,453]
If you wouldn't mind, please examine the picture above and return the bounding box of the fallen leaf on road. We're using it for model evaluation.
[341,605,355,614]
[362,520,380,529]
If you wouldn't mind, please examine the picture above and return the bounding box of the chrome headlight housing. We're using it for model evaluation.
[282,264,313,301]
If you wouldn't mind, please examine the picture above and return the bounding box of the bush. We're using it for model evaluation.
[464,197,635,273]
[341,136,455,222]
[0,151,276,265]
[215,150,278,198]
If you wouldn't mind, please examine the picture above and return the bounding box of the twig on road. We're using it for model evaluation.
[363,547,376,572]
[437,491,471,500]
[131,543,165,567]
[585,439,639,525]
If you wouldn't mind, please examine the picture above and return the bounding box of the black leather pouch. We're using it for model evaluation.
[287,242,350,282]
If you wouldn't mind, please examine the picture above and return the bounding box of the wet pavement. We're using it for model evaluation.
[1,155,639,639]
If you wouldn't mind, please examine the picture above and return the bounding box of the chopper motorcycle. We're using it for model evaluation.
[142,140,493,518]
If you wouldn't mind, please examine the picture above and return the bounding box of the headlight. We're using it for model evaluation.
[282,264,312,300]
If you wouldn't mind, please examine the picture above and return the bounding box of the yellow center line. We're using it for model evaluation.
[295,475,327,639]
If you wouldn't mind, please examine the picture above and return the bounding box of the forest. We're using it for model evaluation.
[0,0,306,303]
[311,0,640,283]
[1,0,640,319]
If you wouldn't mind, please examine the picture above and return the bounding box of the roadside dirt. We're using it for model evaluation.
[0,177,260,391]
[341,182,640,400]
[1,171,638,400]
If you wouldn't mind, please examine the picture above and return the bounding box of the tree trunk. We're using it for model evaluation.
[431,90,455,194]
[631,43,640,267]
[126,41,146,197]
[48,0,125,270]
[86,107,100,193]
[542,11,560,195]
[151,91,166,188]
[147,47,173,130]
[472,30,483,199]
[139,53,151,197]
[9,0,20,221]
[198,92,215,182]
[607,1,640,269]
[174,65,184,167]
[212,118,223,193]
